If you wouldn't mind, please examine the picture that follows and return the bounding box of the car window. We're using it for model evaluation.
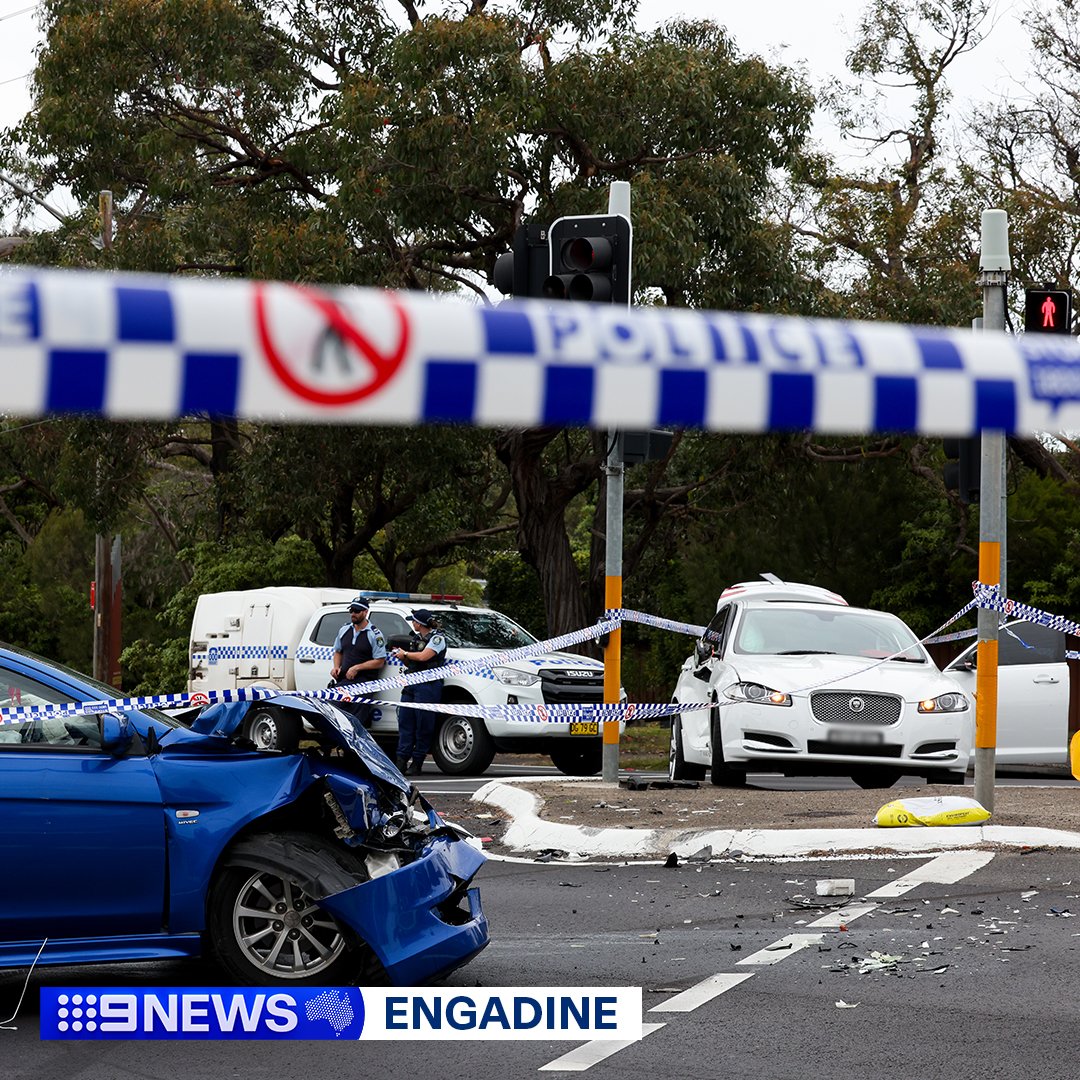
[701,605,733,655]
[0,670,103,750]
[312,612,349,647]
[433,611,537,649]
[998,622,1065,666]
[369,612,411,640]
[312,610,412,646]
[733,607,925,660]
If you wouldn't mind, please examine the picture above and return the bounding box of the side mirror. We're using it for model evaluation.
[387,634,412,650]
[694,640,712,664]
[101,714,134,755]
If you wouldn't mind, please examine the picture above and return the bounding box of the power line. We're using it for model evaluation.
[0,6,35,23]
[0,73,30,86]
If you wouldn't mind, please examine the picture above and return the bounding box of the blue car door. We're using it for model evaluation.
[0,663,166,941]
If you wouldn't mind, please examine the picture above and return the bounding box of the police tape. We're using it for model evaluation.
[606,609,708,638]
[0,614,618,725]
[0,590,1036,728]
[924,627,979,645]
[349,700,703,722]
[973,581,1080,637]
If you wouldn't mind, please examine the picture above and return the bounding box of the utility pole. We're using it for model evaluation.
[92,534,122,687]
[602,181,631,785]
[91,191,122,688]
[973,209,1009,813]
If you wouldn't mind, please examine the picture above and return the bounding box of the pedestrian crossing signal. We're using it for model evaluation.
[1024,288,1072,334]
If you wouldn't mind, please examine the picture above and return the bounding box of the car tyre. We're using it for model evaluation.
[550,744,603,776]
[208,831,382,986]
[709,704,747,787]
[241,707,303,753]
[669,715,706,782]
[849,767,903,789]
[431,707,496,775]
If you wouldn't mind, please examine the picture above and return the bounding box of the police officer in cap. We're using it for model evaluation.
[391,609,447,775]
[330,596,387,729]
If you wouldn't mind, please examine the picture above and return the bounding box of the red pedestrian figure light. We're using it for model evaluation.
[1025,288,1072,334]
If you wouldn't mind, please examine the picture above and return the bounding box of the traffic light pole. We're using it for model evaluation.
[602,431,624,784]
[602,182,631,785]
[973,210,1009,813]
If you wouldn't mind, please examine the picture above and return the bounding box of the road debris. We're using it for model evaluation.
[816,879,855,897]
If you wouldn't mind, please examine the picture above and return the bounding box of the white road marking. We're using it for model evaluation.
[806,904,879,928]
[534,850,997,1071]
[736,932,826,966]
[648,972,754,1012]
[876,849,996,888]
[537,1023,665,1072]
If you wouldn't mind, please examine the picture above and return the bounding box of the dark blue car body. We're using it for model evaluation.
[0,645,488,985]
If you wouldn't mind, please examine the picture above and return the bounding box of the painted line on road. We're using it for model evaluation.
[867,849,996,892]
[538,1022,665,1072]
[648,972,754,1012]
[805,905,878,929]
[735,932,826,967]
[534,850,996,1072]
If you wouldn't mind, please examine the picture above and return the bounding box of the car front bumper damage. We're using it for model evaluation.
[317,834,488,985]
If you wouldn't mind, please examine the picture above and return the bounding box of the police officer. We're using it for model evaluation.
[330,596,387,729]
[391,609,447,775]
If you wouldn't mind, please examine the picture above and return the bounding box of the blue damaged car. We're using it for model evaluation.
[0,644,488,985]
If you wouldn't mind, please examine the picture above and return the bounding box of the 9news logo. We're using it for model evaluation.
[40,988,365,1041]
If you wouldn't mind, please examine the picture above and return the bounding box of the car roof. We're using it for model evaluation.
[718,579,848,609]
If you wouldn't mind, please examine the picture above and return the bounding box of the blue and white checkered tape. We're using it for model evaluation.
[199,644,290,665]
[5,266,1080,434]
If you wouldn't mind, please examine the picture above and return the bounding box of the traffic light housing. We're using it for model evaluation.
[616,430,675,464]
[545,215,632,305]
[493,223,550,299]
[1024,288,1072,334]
[943,437,980,503]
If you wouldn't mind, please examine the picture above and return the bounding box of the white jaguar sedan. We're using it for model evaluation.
[669,579,973,789]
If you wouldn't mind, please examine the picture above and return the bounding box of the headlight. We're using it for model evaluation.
[918,692,969,713]
[725,682,792,706]
[380,811,407,840]
[493,666,541,687]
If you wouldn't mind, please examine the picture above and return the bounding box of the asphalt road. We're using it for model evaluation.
[414,760,1077,800]
[5,847,1080,1079]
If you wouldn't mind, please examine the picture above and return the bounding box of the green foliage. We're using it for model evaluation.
[0,510,94,668]
[485,550,546,637]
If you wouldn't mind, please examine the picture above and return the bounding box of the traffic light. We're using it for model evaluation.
[545,214,632,305]
[943,437,980,503]
[1024,287,1072,334]
[493,223,550,299]
[617,430,675,464]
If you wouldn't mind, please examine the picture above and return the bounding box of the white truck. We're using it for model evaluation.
[188,588,615,775]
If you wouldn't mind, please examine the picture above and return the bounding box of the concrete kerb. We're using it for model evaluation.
[471,777,1080,859]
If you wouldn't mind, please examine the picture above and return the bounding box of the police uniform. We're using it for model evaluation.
[331,606,387,729]
[395,609,447,775]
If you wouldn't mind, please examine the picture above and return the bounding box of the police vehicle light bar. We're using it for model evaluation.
[358,592,465,602]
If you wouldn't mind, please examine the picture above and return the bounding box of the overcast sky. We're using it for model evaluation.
[0,0,1031,230]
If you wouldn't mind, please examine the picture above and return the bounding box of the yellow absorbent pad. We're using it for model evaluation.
[875,796,991,828]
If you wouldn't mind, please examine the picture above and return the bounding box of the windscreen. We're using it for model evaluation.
[733,608,925,661]
[433,611,537,650]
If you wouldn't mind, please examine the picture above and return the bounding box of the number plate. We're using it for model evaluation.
[827,728,883,744]
[569,721,599,736]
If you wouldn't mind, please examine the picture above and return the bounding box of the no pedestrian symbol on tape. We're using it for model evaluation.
[254,283,410,406]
